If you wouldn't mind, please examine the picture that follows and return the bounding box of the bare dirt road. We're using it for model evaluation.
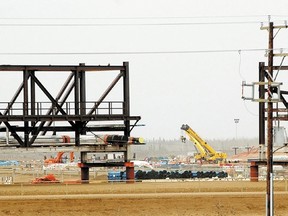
[0,180,287,216]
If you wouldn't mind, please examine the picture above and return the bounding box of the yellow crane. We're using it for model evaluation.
[181,124,227,162]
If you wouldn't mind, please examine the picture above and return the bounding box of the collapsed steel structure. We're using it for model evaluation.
[0,62,142,181]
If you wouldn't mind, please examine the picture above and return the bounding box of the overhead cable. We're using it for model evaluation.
[0,48,286,55]
[0,21,264,27]
[0,15,282,20]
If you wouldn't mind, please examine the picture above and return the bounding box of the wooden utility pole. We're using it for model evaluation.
[244,20,288,216]
[266,21,274,216]
[260,21,288,216]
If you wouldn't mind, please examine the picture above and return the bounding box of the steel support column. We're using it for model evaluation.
[250,161,259,182]
[123,62,130,162]
[80,63,86,135]
[259,62,265,160]
[23,70,29,147]
[123,62,130,137]
[80,152,89,183]
[74,69,80,146]
[81,167,89,183]
[125,162,135,183]
[30,71,36,132]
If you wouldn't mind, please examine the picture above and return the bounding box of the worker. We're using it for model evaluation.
[180,136,186,143]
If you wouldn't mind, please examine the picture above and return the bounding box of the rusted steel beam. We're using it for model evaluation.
[250,161,259,182]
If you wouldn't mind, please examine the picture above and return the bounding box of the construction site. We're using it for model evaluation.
[0,40,287,214]
[1,2,288,216]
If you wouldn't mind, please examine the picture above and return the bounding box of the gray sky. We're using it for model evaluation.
[1,0,288,140]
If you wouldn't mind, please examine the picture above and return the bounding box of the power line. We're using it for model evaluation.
[0,14,287,27]
[2,20,288,27]
[0,48,285,55]
[0,15,282,20]
[238,50,246,81]
[0,21,264,27]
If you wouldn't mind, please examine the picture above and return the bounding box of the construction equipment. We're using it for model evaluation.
[32,174,60,184]
[44,152,74,164]
[181,124,227,162]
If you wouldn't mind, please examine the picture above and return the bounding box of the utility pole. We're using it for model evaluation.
[232,146,239,155]
[234,118,240,140]
[266,22,274,216]
[243,20,288,216]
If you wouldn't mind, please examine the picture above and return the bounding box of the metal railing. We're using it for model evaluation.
[0,101,124,116]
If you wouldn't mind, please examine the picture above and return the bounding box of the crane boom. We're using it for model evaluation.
[181,124,227,162]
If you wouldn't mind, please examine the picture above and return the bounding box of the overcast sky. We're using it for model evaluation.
[1,1,288,140]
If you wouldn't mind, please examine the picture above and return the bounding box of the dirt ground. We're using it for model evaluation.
[0,179,288,216]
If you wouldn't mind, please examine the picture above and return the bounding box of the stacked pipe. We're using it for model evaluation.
[134,170,228,180]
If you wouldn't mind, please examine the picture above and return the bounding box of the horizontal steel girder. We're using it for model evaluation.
[78,162,126,168]
[0,115,140,122]
[0,65,125,72]
[0,126,126,132]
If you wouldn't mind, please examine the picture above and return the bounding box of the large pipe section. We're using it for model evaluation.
[0,135,70,144]
[0,134,144,146]
[81,135,144,145]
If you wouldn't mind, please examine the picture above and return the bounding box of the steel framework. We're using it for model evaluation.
[0,62,141,148]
